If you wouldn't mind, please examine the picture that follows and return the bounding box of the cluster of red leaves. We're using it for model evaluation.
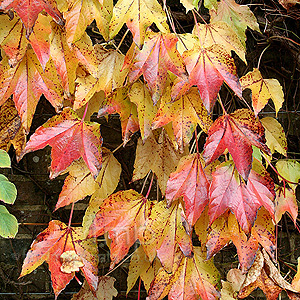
[0,0,299,299]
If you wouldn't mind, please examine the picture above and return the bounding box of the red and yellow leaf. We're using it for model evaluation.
[88,189,148,268]
[203,108,271,180]
[19,108,103,179]
[20,220,98,298]
[208,160,275,233]
[0,0,63,37]
[127,31,188,104]
[166,153,209,226]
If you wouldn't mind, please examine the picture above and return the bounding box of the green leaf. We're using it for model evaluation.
[276,160,300,191]
[0,205,18,238]
[0,174,17,204]
[0,149,11,168]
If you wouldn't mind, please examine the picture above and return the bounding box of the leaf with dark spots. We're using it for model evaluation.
[147,246,220,300]
[20,220,98,299]
[18,107,103,179]
[0,0,63,37]
[127,31,188,104]
[141,200,193,273]
[203,108,271,180]
[88,189,149,269]
[166,153,209,226]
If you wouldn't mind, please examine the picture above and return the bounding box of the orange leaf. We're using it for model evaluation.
[166,153,209,226]
[18,108,103,179]
[203,108,271,180]
[20,220,98,298]
[88,189,149,268]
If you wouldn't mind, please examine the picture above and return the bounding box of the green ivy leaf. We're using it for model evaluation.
[0,174,17,204]
[0,205,18,238]
[0,149,11,168]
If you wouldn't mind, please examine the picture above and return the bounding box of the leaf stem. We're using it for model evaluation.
[195,127,199,153]
[68,202,75,229]
[105,251,135,276]
[145,172,154,199]
[140,170,152,194]
[217,94,227,115]
[81,102,89,122]
[138,277,142,300]
[257,44,270,70]
[116,29,130,52]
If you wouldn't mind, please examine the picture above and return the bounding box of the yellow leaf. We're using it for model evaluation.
[240,68,284,116]
[261,117,287,156]
[133,131,184,194]
[276,159,300,191]
[109,0,169,47]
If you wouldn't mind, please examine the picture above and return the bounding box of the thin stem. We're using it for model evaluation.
[112,142,125,154]
[81,102,89,122]
[257,44,270,69]
[68,202,75,229]
[217,94,227,115]
[116,29,130,52]
[195,127,199,153]
[105,251,135,276]
[145,172,154,199]
[140,171,152,194]
[138,277,142,300]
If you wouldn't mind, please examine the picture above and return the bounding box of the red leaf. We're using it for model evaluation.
[166,153,209,226]
[203,108,271,180]
[208,160,274,233]
[20,220,98,298]
[179,44,241,112]
[127,31,188,104]
[0,0,63,37]
[19,108,102,179]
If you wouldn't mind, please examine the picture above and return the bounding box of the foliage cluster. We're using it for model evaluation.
[0,0,300,299]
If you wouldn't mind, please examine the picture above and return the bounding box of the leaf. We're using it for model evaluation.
[208,160,275,233]
[20,221,98,298]
[88,189,149,268]
[207,208,275,273]
[0,98,26,157]
[209,0,260,46]
[240,68,284,116]
[147,247,220,300]
[203,108,271,180]
[0,149,11,168]
[180,0,199,12]
[276,159,300,191]
[0,205,18,238]
[194,21,246,62]
[18,107,103,179]
[55,159,98,211]
[128,31,188,104]
[82,148,122,236]
[97,87,140,143]
[72,277,118,300]
[127,246,160,293]
[0,174,17,204]
[50,22,79,96]
[132,131,183,194]
[180,43,241,112]
[275,187,298,225]
[75,46,128,109]
[0,48,64,132]
[109,0,169,47]
[152,87,212,150]
[128,81,158,141]
[64,0,112,44]
[0,0,63,37]
[261,117,287,156]
[141,200,193,273]
[165,153,209,226]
